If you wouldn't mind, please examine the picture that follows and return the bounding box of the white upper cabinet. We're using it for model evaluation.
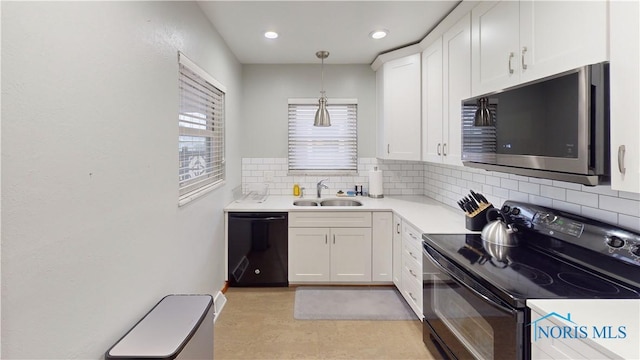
[471,0,608,96]
[610,0,640,193]
[377,53,422,161]
[471,1,520,95]
[422,38,444,163]
[422,14,470,167]
[441,13,471,166]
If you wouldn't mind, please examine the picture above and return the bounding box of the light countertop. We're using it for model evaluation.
[224,195,471,235]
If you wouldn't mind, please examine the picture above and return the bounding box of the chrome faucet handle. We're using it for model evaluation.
[299,187,305,198]
[317,179,329,198]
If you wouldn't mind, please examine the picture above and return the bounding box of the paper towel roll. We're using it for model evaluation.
[368,167,384,198]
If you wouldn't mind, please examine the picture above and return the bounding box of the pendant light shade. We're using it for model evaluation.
[474,97,493,127]
[314,51,331,127]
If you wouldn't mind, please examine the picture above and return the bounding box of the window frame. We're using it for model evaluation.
[178,52,226,206]
[287,98,358,176]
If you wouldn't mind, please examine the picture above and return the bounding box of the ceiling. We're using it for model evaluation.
[197,1,461,65]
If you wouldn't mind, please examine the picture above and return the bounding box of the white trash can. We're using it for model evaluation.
[106,294,214,360]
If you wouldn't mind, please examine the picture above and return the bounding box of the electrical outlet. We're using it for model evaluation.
[264,171,274,182]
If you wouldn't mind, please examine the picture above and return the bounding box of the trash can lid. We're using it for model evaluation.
[107,294,213,359]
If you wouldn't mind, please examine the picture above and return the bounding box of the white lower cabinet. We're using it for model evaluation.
[288,212,374,283]
[392,214,402,288]
[397,218,423,319]
[372,212,393,282]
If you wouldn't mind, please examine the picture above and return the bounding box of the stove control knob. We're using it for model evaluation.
[606,236,625,249]
[630,246,640,257]
[511,207,521,216]
[539,213,558,224]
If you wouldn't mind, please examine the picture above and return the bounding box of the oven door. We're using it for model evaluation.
[422,243,527,360]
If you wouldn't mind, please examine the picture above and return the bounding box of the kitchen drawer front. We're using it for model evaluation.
[401,270,423,319]
[402,247,422,285]
[289,211,372,228]
[401,221,422,248]
[402,239,422,269]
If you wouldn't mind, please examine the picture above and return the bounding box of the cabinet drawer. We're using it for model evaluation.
[402,239,422,268]
[402,221,422,248]
[402,249,422,285]
[289,212,372,228]
[401,270,423,319]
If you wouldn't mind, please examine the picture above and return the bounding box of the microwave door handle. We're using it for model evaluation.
[423,247,516,315]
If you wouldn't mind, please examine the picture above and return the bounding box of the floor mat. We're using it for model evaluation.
[293,286,417,320]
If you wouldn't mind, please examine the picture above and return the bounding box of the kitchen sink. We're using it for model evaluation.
[293,200,319,206]
[319,199,363,206]
[292,199,363,206]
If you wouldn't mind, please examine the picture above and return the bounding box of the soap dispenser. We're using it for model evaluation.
[293,184,300,197]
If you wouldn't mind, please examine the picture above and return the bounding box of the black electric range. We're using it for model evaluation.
[421,201,640,360]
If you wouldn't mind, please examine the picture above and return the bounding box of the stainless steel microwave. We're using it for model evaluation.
[461,62,609,186]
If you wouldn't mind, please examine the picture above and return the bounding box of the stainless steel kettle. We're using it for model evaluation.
[481,208,519,247]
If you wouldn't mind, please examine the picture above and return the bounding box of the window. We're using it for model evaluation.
[288,99,358,175]
[178,53,225,205]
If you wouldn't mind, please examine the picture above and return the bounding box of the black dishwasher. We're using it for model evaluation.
[227,212,288,287]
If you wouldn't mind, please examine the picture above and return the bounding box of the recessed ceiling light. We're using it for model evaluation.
[264,31,279,39]
[369,30,389,40]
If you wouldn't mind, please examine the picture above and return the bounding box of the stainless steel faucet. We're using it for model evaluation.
[317,179,329,198]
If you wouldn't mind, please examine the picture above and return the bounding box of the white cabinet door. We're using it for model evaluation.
[392,214,403,288]
[372,212,393,282]
[471,0,520,96]
[381,54,422,160]
[610,0,640,193]
[472,0,609,96]
[331,228,372,282]
[442,13,471,167]
[288,228,331,282]
[519,1,608,84]
[422,38,444,163]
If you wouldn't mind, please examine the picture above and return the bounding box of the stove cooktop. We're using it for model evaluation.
[423,233,640,308]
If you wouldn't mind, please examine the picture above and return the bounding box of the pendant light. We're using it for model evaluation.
[474,97,493,127]
[314,50,331,127]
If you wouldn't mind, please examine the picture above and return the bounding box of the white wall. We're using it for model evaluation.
[241,64,376,158]
[1,2,241,358]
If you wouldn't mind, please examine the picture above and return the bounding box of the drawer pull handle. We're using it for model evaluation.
[325,234,328,244]
[521,46,528,70]
[443,143,447,156]
[409,251,417,260]
[396,223,401,234]
[409,292,417,302]
[409,269,417,278]
[333,234,336,244]
[437,143,441,155]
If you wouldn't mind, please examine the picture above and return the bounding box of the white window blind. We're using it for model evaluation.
[288,100,357,174]
[178,53,226,204]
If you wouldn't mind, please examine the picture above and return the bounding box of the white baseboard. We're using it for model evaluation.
[213,291,227,323]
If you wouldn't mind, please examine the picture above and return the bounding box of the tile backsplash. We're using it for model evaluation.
[241,158,640,232]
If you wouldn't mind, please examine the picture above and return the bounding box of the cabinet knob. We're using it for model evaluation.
[521,47,528,70]
[508,52,515,74]
[618,145,626,175]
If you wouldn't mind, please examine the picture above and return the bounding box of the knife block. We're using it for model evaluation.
[465,204,493,231]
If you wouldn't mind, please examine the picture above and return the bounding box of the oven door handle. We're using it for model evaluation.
[423,246,515,315]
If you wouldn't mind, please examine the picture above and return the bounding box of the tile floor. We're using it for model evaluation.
[213,287,439,359]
